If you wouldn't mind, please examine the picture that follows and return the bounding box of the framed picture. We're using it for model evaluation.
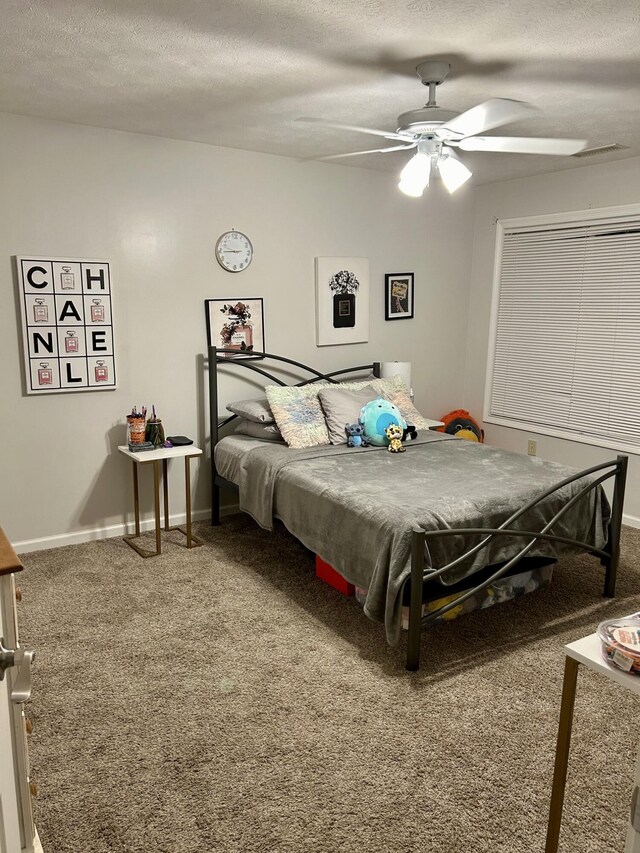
[16,255,117,394]
[385,273,414,321]
[315,257,369,346]
[204,298,265,358]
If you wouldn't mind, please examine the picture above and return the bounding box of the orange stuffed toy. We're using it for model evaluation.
[437,409,484,442]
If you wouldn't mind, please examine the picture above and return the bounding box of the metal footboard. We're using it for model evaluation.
[405,455,628,671]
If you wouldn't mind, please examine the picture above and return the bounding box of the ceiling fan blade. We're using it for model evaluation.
[439,99,535,139]
[296,116,410,142]
[315,143,417,161]
[457,136,587,155]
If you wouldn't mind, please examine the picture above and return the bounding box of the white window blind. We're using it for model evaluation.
[487,208,640,450]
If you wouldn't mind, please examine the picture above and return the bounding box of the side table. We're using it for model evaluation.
[545,632,640,852]
[118,445,203,558]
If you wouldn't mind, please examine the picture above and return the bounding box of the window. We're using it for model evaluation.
[485,204,640,453]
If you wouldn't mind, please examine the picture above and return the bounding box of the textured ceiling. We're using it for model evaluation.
[1,0,639,184]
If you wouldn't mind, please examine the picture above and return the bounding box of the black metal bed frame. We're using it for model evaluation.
[207,346,628,672]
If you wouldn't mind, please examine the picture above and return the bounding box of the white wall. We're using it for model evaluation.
[464,154,640,524]
[0,113,475,549]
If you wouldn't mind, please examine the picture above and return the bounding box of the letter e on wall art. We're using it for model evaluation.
[15,256,117,394]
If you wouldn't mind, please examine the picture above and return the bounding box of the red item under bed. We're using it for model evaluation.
[315,556,354,596]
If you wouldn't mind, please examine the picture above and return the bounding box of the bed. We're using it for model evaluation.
[208,347,628,671]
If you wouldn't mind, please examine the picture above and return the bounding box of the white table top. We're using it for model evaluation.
[425,419,445,430]
[566,633,640,696]
[118,444,202,463]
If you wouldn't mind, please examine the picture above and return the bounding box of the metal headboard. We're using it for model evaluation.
[207,345,380,523]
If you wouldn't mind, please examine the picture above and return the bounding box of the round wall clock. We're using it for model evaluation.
[215,230,253,272]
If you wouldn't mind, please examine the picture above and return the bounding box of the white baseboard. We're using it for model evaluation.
[12,504,240,554]
[623,513,640,529]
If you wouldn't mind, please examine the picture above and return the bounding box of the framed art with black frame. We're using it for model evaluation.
[385,273,414,321]
[204,298,265,358]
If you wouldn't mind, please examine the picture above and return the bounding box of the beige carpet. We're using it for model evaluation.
[17,517,640,853]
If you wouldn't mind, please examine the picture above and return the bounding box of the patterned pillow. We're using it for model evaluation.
[376,375,434,431]
[265,384,331,448]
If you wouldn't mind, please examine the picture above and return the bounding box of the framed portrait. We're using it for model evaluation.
[204,298,265,358]
[385,273,414,321]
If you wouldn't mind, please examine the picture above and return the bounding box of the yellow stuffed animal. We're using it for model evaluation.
[385,423,405,453]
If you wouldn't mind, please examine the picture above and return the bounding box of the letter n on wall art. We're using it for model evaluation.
[15,256,117,394]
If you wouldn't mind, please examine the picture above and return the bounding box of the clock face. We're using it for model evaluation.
[215,231,253,272]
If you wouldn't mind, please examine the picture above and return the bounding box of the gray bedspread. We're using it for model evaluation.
[232,433,610,645]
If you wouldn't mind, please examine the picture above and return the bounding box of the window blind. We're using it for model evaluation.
[488,211,640,448]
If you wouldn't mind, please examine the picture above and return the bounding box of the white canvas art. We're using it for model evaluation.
[16,256,116,394]
[315,257,369,346]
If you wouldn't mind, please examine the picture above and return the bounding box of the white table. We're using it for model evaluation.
[546,632,640,852]
[118,445,203,558]
[424,418,445,430]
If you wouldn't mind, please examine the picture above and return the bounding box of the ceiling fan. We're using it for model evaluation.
[298,61,587,197]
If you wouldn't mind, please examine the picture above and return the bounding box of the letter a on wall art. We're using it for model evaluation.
[15,256,117,394]
[315,257,369,346]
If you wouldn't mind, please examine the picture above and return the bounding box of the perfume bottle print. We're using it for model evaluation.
[38,362,52,385]
[230,325,253,349]
[65,330,78,353]
[95,360,108,382]
[33,298,48,322]
[91,299,105,322]
[60,265,75,290]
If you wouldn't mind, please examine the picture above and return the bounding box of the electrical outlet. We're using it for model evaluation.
[527,439,537,456]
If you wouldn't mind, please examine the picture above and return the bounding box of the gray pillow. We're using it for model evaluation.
[318,384,378,444]
[226,397,274,423]
[234,419,284,442]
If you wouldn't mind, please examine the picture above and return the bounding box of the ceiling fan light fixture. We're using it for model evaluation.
[438,153,472,194]
[398,151,431,197]
[397,179,425,198]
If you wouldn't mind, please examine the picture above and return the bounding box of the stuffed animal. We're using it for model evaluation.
[345,422,370,448]
[385,423,405,453]
[403,424,418,441]
[437,409,484,442]
[359,398,407,446]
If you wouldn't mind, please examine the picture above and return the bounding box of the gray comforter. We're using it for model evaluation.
[232,433,610,645]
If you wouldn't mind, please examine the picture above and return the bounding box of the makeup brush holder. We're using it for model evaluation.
[145,419,165,448]
[127,415,146,445]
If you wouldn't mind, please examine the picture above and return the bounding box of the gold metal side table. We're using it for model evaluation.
[118,444,203,558]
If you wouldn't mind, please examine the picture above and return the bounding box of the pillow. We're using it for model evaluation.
[318,384,378,444]
[226,397,274,424]
[265,383,331,448]
[381,381,436,432]
[234,419,284,442]
[321,374,433,431]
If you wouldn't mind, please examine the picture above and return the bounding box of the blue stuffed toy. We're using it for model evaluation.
[359,398,407,447]
[345,422,370,447]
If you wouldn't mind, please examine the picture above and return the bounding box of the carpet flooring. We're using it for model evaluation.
[17,517,640,853]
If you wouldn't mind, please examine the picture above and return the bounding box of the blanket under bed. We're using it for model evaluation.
[220,433,610,645]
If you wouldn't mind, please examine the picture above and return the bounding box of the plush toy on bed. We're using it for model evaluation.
[438,409,484,442]
[403,424,418,441]
[359,398,407,447]
[345,422,370,448]
[385,423,406,453]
